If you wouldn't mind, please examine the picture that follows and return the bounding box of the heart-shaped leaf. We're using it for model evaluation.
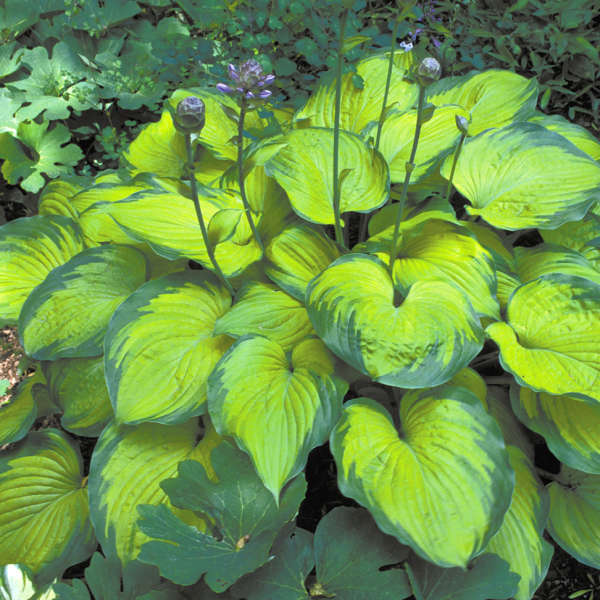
[208,335,346,498]
[0,429,96,584]
[330,388,514,567]
[104,271,233,425]
[19,244,147,360]
[441,123,600,230]
[486,274,600,403]
[306,254,483,388]
[265,127,389,225]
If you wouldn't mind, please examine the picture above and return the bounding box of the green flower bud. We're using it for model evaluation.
[416,57,442,87]
[174,96,206,133]
[455,114,469,135]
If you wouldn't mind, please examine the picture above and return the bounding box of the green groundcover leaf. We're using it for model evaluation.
[104,271,233,425]
[511,385,600,474]
[407,553,520,600]
[233,507,411,600]
[0,429,96,584]
[0,215,84,324]
[208,335,346,498]
[265,223,341,302]
[214,281,315,351]
[306,254,483,388]
[139,442,306,591]
[265,127,389,225]
[19,244,147,360]
[330,389,514,568]
[484,446,553,600]
[44,356,113,437]
[441,123,600,230]
[427,69,538,136]
[486,274,600,403]
[88,419,216,565]
[547,467,600,568]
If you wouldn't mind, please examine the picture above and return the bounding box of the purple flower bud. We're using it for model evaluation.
[432,36,441,48]
[216,83,234,94]
[174,96,206,133]
[246,91,255,99]
[258,89,272,98]
[228,64,239,81]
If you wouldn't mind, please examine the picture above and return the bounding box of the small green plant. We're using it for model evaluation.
[1,4,600,600]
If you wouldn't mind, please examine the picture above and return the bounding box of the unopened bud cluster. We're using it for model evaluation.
[415,57,441,87]
[216,59,275,100]
[174,96,206,133]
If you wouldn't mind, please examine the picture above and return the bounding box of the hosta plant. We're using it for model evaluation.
[2,18,600,600]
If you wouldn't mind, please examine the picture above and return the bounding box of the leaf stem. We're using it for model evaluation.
[443,132,467,204]
[359,18,399,243]
[388,84,427,277]
[185,134,234,295]
[332,8,349,249]
[237,99,264,252]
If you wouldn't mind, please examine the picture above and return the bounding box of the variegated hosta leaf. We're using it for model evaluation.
[214,281,315,352]
[441,123,600,230]
[330,388,514,567]
[0,429,96,583]
[19,245,147,360]
[0,374,39,446]
[294,53,417,133]
[43,356,113,437]
[485,446,553,600]
[265,223,341,301]
[427,69,538,135]
[367,104,469,184]
[512,385,600,474]
[264,127,389,225]
[105,271,233,425]
[88,419,219,564]
[123,109,186,178]
[38,177,87,220]
[540,216,600,270]
[528,112,600,161]
[486,274,600,403]
[0,215,85,324]
[547,467,600,568]
[96,187,262,277]
[360,219,499,319]
[208,335,346,499]
[448,367,488,408]
[306,254,483,388]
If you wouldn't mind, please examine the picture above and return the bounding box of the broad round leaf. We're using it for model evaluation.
[306,254,483,388]
[360,219,499,319]
[44,356,113,437]
[0,429,96,583]
[19,245,147,360]
[88,419,217,564]
[214,281,315,351]
[38,177,86,220]
[294,53,417,133]
[485,446,553,600]
[441,123,600,230]
[265,223,341,301]
[547,467,600,568]
[96,188,262,277]
[487,274,600,403]
[330,389,514,567]
[540,216,600,270]
[427,69,538,136]
[105,272,233,425]
[512,385,600,474]
[0,374,38,446]
[0,215,84,324]
[208,335,346,498]
[370,104,468,184]
[265,127,389,225]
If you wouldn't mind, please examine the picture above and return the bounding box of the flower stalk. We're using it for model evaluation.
[332,8,349,249]
[388,57,441,278]
[443,115,469,204]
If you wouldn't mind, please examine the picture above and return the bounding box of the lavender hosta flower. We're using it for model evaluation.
[217,59,274,101]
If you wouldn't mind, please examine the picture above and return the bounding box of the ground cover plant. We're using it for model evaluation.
[1,1,600,599]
